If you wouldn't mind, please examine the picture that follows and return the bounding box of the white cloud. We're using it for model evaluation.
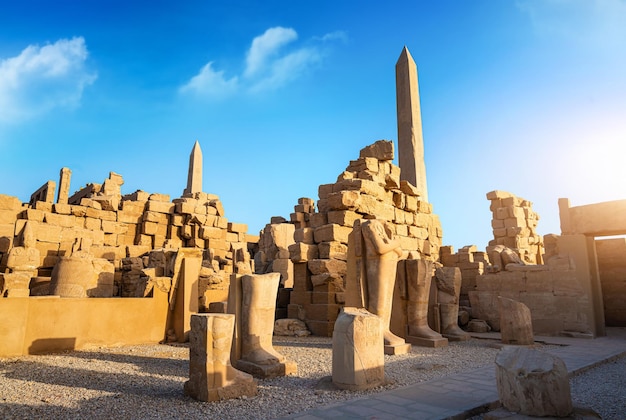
[244,27,298,78]
[517,0,626,50]
[180,27,343,99]
[178,62,238,98]
[249,47,321,93]
[0,37,96,124]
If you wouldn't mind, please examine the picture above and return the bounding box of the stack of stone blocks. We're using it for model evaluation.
[255,140,442,336]
[486,190,544,264]
[0,170,254,301]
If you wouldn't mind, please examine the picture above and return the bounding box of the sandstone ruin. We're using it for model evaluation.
[1,46,623,372]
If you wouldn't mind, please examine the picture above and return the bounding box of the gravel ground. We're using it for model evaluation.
[0,337,622,420]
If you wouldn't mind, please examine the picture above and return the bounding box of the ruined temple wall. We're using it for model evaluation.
[256,140,443,336]
[486,190,543,264]
[439,245,487,301]
[0,190,253,297]
[596,238,626,326]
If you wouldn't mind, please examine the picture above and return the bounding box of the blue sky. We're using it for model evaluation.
[1,0,625,251]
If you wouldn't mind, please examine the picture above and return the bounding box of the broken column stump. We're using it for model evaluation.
[499,296,534,345]
[184,313,257,402]
[495,347,572,417]
[332,307,384,391]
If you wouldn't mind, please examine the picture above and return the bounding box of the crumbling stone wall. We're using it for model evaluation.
[256,140,442,336]
[0,173,253,299]
[486,190,543,264]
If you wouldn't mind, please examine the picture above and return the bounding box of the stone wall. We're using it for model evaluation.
[256,140,442,336]
[0,173,254,299]
[469,234,596,336]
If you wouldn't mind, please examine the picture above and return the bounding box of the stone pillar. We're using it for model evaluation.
[332,307,384,390]
[396,46,428,201]
[170,249,202,342]
[57,167,72,204]
[184,313,257,402]
[230,273,297,378]
[183,140,203,195]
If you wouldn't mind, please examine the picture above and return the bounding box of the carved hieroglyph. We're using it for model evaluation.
[184,314,257,402]
[332,307,384,390]
[229,272,297,378]
[396,46,428,202]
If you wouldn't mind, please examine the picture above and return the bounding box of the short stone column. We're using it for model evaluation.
[332,307,384,391]
[499,297,534,345]
[495,347,572,417]
[184,314,257,402]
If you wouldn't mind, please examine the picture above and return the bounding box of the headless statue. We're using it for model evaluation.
[361,218,405,347]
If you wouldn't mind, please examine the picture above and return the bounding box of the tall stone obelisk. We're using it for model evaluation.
[396,46,428,202]
[184,141,203,195]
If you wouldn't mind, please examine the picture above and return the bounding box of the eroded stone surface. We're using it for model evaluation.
[499,297,534,345]
[184,313,257,402]
[332,307,384,390]
[496,347,572,417]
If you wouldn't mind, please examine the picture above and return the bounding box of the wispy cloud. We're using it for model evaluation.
[0,37,96,124]
[179,62,239,98]
[244,27,298,78]
[517,0,626,50]
[179,26,344,99]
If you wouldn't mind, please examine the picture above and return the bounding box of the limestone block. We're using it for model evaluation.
[318,241,348,261]
[0,194,22,210]
[346,157,379,173]
[495,347,572,417]
[314,224,351,244]
[359,140,394,161]
[288,243,318,263]
[327,210,360,227]
[324,191,360,211]
[332,307,384,391]
[184,314,257,402]
[308,212,327,228]
[146,200,174,214]
[294,227,314,244]
[272,258,294,288]
[318,184,334,200]
[336,179,387,199]
[274,318,311,337]
[228,222,247,233]
[308,259,347,276]
[487,190,514,200]
[499,297,534,345]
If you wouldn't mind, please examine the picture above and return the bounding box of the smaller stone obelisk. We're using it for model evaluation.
[184,141,202,195]
[396,46,428,202]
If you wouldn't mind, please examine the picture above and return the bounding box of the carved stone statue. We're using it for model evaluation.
[360,218,410,354]
[403,259,447,347]
[435,266,470,341]
[229,272,297,378]
[3,222,40,297]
